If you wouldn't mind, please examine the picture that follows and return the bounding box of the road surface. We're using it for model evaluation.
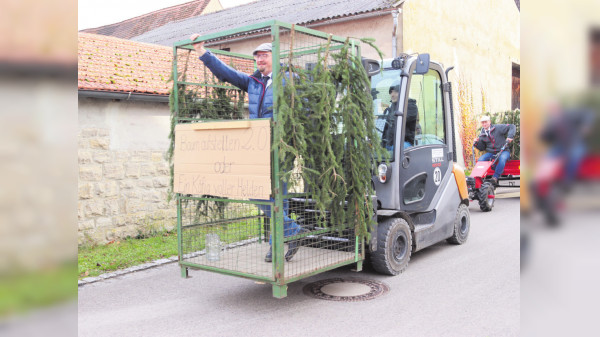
[79,189,520,337]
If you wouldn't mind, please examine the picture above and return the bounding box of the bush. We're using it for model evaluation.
[490,109,520,159]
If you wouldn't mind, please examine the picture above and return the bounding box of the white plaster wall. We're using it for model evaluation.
[78,98,171,151]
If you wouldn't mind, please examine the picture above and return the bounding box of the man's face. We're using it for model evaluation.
[254,51,272,75]
[390,89,399,103]
[481,120,490,129]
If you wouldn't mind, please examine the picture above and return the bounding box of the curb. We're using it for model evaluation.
[78,256,179,287]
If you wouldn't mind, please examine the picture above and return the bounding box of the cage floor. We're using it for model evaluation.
[183,241,356,280]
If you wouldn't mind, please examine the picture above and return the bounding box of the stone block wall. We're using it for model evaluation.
[78,98,176,245]
[78,127,176,244]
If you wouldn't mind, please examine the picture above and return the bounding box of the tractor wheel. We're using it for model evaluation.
[370,217,412,276]
[542,191,561,227]
[447,204,470,244]
[531,182,561,227]
[520,232,530,270]
[478,182,495,212]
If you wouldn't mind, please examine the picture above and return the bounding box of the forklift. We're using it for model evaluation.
[293,54,472,275]
[365,54,471,275]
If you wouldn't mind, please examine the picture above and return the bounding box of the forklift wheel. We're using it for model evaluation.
[478,182,495,212]
[447,204,470,244]
[370,217,412,276]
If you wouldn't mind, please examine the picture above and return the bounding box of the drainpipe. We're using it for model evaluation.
[393,0,406,58]
[392,9,399,58]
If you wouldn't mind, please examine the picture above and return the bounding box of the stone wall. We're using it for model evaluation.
[1,77,76,273]
[78,97,175,245]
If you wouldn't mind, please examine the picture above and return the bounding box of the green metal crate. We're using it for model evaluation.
[172,21,364,298]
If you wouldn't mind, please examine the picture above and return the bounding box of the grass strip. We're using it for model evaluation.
[78,231,178,279]
[0,264,77,317]
[78,215,263,280]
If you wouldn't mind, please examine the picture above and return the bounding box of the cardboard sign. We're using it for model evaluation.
[173,120,271,199]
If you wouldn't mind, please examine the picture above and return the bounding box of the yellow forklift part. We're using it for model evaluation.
[453,163,469,201]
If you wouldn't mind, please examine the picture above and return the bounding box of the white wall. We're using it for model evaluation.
[78,98,171,151]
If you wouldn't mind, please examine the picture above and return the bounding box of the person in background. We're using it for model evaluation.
[540,103,594,187]
[473,115,516,185]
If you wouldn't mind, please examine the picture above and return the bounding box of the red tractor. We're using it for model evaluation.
[466,143,520,212]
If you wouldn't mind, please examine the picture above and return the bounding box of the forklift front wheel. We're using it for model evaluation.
[370,217,412,276]
[447,204,470,244]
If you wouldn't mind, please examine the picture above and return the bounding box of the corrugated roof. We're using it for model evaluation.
[80,0,214,40]
[78,33,254,95]
[132,0,398,46]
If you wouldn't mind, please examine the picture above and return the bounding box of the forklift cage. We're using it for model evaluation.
[172,21,365,298]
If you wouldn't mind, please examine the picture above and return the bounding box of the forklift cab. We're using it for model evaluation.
[371,54,455,213]
[364,54,469,276]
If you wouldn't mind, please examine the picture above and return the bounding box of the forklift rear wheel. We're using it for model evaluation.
[479,182,495,212]
[447,204,470,244]
[370,217,412,276]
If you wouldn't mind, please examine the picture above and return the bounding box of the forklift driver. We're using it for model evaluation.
[381,85,419,150]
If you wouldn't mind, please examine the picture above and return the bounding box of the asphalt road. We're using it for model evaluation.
[78,188,520,337]
[521,184,600,337]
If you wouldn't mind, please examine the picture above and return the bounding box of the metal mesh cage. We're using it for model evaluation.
[173,21,364,297]
[178,196,359,282]
[179,197,274,280]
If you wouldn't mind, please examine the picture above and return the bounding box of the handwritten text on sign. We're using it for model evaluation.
[173,120,271,199]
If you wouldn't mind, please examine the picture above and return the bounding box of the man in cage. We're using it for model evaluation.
[190,35,302,262]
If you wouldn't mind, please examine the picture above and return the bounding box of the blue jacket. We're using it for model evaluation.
[199,51,272,119]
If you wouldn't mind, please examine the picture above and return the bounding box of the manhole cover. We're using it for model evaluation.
[303,278,389,301]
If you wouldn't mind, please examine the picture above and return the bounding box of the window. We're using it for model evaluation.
[591,28,600,86]
[403,173,426,204]
[371,69,402,160]
[406,69,445,148]
[512,64,520,110]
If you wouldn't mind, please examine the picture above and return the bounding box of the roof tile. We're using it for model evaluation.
[78,33,254,95]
